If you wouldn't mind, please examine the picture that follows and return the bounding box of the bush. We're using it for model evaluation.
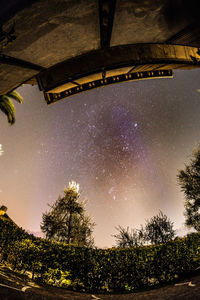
[43,268,71,287]
[1,217,200,293]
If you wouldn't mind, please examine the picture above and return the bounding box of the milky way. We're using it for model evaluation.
[1,69,200,247]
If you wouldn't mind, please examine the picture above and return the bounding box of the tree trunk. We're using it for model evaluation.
[67,213,72,244]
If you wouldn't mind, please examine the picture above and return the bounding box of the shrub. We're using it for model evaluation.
[43,268,71,287]
[1,217,200,293]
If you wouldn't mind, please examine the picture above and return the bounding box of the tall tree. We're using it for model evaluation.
[178,146,200,231]
[41,181,95,247]
[143,211,175,244]
[0,90,23,125]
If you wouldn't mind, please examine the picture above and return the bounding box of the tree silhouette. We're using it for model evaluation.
[143,211,175,244]
[41,181,95,247]
[114,211,175,247]
[113,226,143,248]
[178,145,200,231]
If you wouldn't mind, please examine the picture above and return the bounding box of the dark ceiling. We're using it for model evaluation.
[1,0,200,101]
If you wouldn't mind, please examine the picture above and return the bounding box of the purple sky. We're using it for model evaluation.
[1,69,200,247]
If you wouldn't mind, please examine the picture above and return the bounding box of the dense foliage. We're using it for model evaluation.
[1,216,200,293]
[178,146,200,231]
[41,181,95,247]
[0,216,33,262]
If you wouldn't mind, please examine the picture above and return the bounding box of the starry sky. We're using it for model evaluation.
[1,69,200,248]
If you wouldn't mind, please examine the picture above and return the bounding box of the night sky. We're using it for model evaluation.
[1,69,200,248]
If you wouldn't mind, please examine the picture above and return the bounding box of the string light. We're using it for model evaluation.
[45,69,173,104]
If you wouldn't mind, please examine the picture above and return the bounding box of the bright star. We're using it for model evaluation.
[0,144,4,156]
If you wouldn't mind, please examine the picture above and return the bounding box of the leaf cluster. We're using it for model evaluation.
[0,91,23,125]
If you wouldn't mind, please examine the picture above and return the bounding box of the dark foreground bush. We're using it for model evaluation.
[0,218,200,293]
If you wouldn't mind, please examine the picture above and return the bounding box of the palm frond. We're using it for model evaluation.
[0,95,15,124]
[7,91,23,104]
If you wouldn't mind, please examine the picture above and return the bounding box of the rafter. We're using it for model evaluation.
[0,54,43,71]
[37,44,200,94]
[99,0,116,48]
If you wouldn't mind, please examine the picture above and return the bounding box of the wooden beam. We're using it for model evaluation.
[99,0,116,48]
[37,44,200,93]
[0,53,43,71]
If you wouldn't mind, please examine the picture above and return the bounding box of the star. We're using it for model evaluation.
[0,144,4,156]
